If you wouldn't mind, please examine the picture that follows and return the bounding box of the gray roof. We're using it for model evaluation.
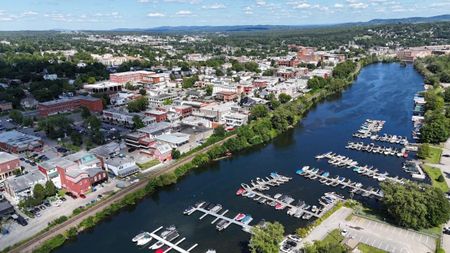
[138,122,172,135]
[0,201,14,214]
[0,152,18,164]
[5,170,46,193]
[0,130,42,149]
[89,141,122,158]
[105,156,135,167]
[155,133,190,145]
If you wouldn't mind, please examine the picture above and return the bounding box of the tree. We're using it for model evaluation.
[9,110,23,124]
[381,181,450,229]
[163,99,173,105]
[45,181,57,197]
[33,184,46,203]
[22,117,34,127]
[249,222,285,253]
[250,105,268,120]
[213,125,226,137]
[132,115,145,129]
[420,118,450,143]
[139,88,147,96]
[85,115,101,131]
[417,144,431,159]
[80,106,91,119]
[70,132,83,146]
[127,97,148,112]
[444,88,450,102]
[278,93,292,104]
[171,149,181,159]
[87,76,96,84]
[205,85,213,96]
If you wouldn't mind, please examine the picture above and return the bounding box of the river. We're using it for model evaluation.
[55,63,424,253]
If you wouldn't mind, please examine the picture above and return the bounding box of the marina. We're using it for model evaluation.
[296,166,384,199]
[53,63,424,253]
[353,132,409,145]
[132,226,199,253]
[184,202,253,233]
[345,141,408,158]
[316,152,406,183]
[237,173,343,220]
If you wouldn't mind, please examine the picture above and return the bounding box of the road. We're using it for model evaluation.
[7,135,236,253]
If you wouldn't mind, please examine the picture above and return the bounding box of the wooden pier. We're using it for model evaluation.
[187,206,253,233]
[297,168,384,199]
[145,226,198,253]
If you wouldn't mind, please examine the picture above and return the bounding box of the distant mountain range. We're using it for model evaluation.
[110,14,450,33]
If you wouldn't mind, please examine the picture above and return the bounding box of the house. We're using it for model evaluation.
[4,170,47,202]
[0,101,12,112]
[104,157,139,177]
[0,131,43,153]
[20,97,39,109]
[0,152,20,181]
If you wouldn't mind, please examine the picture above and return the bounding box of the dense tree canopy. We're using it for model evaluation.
[381,181,450,229]
[249,222,285,253]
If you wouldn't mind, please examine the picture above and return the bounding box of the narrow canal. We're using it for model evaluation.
[56,63,424,253]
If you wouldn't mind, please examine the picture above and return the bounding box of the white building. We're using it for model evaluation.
[104,157,139,177]
[222,112,248,128]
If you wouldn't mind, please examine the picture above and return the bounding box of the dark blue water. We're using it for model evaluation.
[56,63,423,253]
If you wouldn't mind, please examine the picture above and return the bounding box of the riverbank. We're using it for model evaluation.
[6,59,368,253]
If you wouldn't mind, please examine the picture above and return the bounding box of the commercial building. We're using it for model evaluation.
[137,122,172,138]
[104,157,139,177]
[155,133,190,148]
[0,130,43,153]
[174,105,193,118]
[222,112,248,128]
[0,152,20,181]
[37,96,103,117]
[110,70,160,84]
[84,82,122,94]
[4,170,47,202]
[145,110,168,123]
[0,101,13,112]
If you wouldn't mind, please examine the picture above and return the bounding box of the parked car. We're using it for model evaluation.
[65,192,77,199]
[79,194,86,199]
[60,197,67,201]
[17,215,28,226]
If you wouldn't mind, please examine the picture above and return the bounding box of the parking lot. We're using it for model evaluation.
[0,180,119,251]
[346,216,436,253]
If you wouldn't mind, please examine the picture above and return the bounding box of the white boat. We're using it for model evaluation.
[132,231,147,242]
[136,232,152,246]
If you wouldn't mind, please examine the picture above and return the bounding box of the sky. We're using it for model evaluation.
[1,0,450,30]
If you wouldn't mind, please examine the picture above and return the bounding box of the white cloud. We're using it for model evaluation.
[22,11,38,16]
[147,12,165,17]
[349,2,368,9]
[175,10,193,16]
[334,3,344,8]
[202,3,225,9]
[256,1,267,6]
[294,3,311,9]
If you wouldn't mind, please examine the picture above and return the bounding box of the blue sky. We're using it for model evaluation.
[1,0,450,30]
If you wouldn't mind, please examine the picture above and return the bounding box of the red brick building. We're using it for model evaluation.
[174,105,193,118]
[297,46,318,62]
[57,166,107,196]
[252,80,268,88]
[145,110,168,122]
[0,152,20,181]
[215,91,238,102]
[277,58,299,67]
[37,96,103,117]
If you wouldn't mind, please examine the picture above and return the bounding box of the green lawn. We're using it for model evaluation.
[358,243,387,253]
[419,225,443,237]
[322,229,344,245]
[423,165,449,192]
[425,146,443,164]
[137,159,161,170]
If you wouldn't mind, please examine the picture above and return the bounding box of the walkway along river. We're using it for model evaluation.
[55,63,423,253]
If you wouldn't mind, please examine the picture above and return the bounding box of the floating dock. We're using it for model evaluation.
[142,226,198,253]
[186,204,253,233]
[346,142,407,158]
[237,173,342,220]
[296,167,384,199]
[316,152,405,184]
[353,133,409,145]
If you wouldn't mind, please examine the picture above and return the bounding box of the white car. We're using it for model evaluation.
[341,229,348,236]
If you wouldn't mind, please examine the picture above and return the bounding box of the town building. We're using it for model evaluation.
[84,82,123,94]
[155,133,190,148]
[0,131,43,153]
[110,70,159,84]
[145,110,168,122]
[37,96,103,117]
[0,101,13,112]
[0,152,20,182]
[215,91,238,102]
[221,112,249,128]
[4,170,47,202]
[173,105,193,118]
[104,157,139,178]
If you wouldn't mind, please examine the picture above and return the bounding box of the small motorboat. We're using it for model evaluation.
[241,215,253,225]
[183,206,195,215]
[132,231,147,242]
[216,219,229,231]
[136,232,152,246]
[234,213,246,221]
[275,203,286,210]
[236,188,246,196]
